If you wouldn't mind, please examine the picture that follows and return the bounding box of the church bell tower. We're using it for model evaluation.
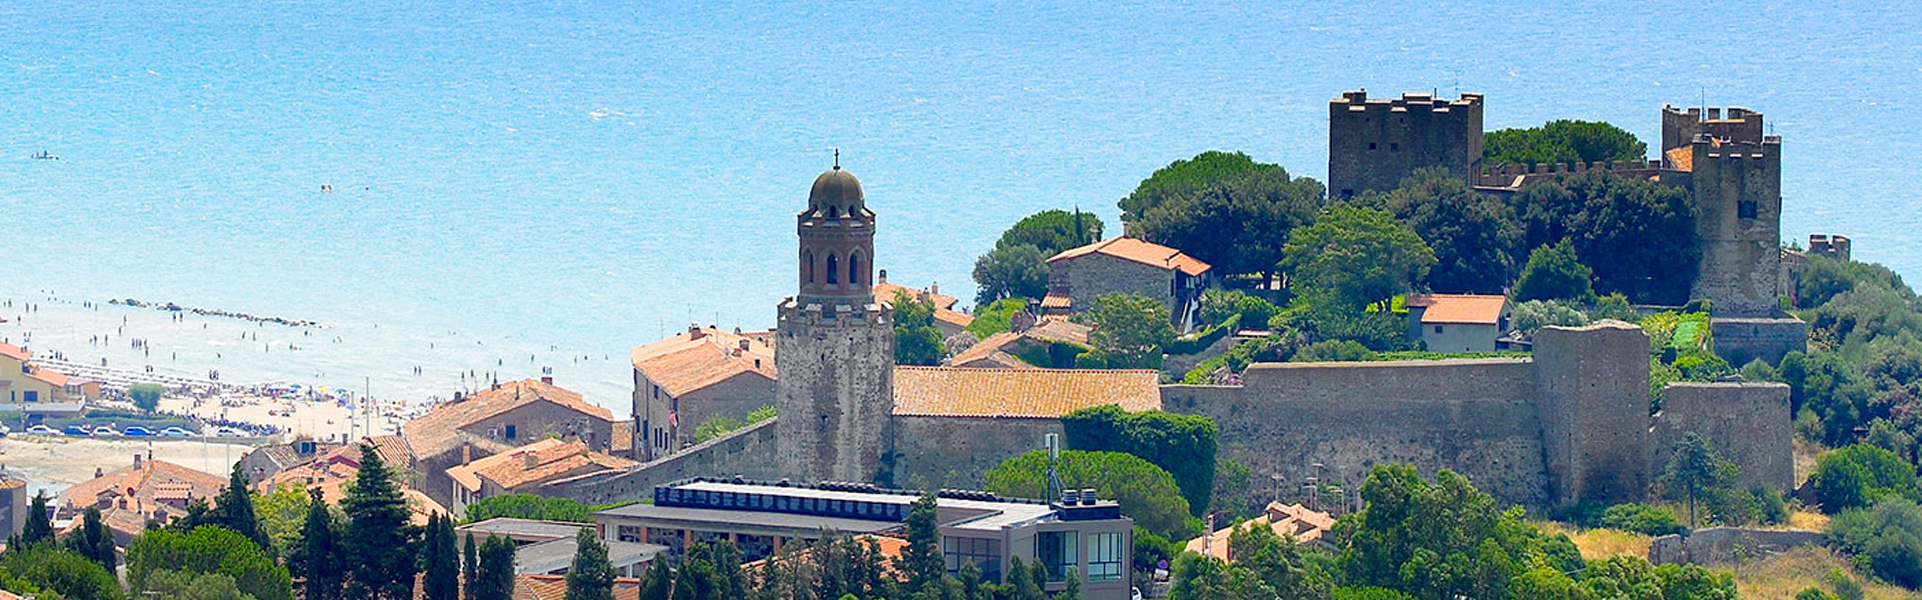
[774,156,897,484]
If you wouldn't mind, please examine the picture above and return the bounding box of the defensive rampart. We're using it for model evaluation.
[1652,382,1794,492]
[1471,159,1663,190]
[1647,527,1823,566]
[1163,358,1552,507]
[890,415,1067,491]
[549,417,781,505]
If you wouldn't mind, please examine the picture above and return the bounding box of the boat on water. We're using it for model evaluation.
[30,151,58,160]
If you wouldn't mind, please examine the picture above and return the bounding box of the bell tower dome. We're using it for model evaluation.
[796,154,876,305]
[775,154,897,485]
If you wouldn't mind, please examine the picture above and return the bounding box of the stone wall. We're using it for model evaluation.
[1710,316,1806,367]
[1162,358,1553,508]
[1653,382,1795,492]
[1055,253,1177,316]
[635,372,775,460]
[1533,322,1652,505]
[775,299,897,485]
[891,415,1063,491]
[1647,527,1824,566]
[1684,136,1782,318]
[550,417,781,505]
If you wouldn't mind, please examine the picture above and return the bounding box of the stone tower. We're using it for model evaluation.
[774,160,897,485]
[1660,106,1782,318]
[1533,320,1652,506]
[1327,90,1484,199]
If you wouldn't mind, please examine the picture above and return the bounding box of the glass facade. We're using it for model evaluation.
[1037,531,1077,583]
[1086,532,1123,581]
[942,536,1002,583]
[617,525,643,543]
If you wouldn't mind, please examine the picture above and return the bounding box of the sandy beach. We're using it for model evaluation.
[155,391,411,443]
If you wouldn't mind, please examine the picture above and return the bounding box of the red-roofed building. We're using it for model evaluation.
[1045,238,1211,331]
[0,342,92,404]
[403,379,615,510]
[1404,294,1512,352]
[630,325,776,460]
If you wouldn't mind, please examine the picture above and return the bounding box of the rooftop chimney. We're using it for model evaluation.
[133,454,143,470]
[878,269,889,283]
[522,451,538,470]
[688,324,704,339]
[540,376,553,385]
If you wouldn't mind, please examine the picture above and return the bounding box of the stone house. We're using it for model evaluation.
[403,378,614,510]
[444,437,636,515]
[631,326,776,461]
[1404,294,1512,352]
[1043,238,1211,331]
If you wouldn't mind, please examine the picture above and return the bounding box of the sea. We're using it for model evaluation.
[2,1,1918,411]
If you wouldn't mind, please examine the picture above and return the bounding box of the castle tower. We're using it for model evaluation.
[1327,90,1484,199]
[774,158,897,485]
[1660,106,1782,317]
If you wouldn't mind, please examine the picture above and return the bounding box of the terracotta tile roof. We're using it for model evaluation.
[363,434,413,466]
[946,331,1026,369]
[1183,502,1333,562]
[1024,320,1093,346]
[1040,293,1072,310]
[59,459,229,529]
[0,343,30,362]
[1048,237,1212,276]
[448,438,637,493]
[26,366,70,387]
[629,327,775,398]
[1666,146,1693,172]
[402,379,612,462]
[1407,294,1508,325]
[891,366,1161,418]
[874,279,960,311]
[933,308,974,329]
[514,574,642,600]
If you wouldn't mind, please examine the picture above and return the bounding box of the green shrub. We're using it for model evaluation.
[128,383,167,412]
[1810,444,1921,514]
[1827,498,1922,589]
[1596,503,1681,536]
[1292,340,1374,362]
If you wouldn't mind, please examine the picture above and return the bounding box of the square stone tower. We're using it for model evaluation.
[774,161,898,485]
[1533,320,1652,506]
[1328,90,1484,199]
[1660,106,1783,318]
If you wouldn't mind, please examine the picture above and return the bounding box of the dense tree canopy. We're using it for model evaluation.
[342,444,419,600]
[464,493,594,523]
[1513,240,1595,303]
[995,209,1104,257]
[1076,293,1176,369]
[891,289,945,366]
[972,209,1103,305]
[3,543,126,600]
[1126,152,1325,279]
[1062,405,1219,516]
[1483,120,1647,167]
[1809,444,1920,514]
[1513,172,1697,304]
[1336,465,1583,600]
[126,525,293,600]
[1282,206,1434,309]
[1376,168,1522,293]
[986,449,1197,539]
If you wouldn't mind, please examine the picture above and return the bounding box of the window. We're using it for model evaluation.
[23,391,37,403]
[944,537,1002,582]
[827,255,839,284]
[1434,325,1444,333]
[1086,532,1123,581]
[1389,142,1399,151]
[1738,200,1758,219]
[805,250,815,284]
[1037,531,1077,583]
[849,253,861,285]
[1368,142,1377,150]
[618,525,643,543]
[504,424,516,440]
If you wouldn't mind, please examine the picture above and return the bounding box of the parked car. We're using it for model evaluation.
[159,426,193,437]
[64,425,90,436]
[26,425,58,436]
[91,426,118,436]
[213,427,244,437]
[122,426,155,437]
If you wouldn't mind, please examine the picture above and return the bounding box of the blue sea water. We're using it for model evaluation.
[2,1,1918,409]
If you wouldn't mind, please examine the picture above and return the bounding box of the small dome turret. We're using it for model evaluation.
[807,165,865,217]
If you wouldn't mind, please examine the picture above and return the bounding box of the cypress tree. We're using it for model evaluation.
[900,494,945,594]
[423,514,460,600]
[473,535,517,600]
[463,533,479,600]
[563,528,615,600]
[22,492,51,546]
[343,443,419,600]
[65,506,115,571]
[295,487,342,600]
[216,460,272,554]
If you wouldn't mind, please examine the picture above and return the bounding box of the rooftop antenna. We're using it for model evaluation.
[1701,87,1708,120]
[1045,433,1064,503]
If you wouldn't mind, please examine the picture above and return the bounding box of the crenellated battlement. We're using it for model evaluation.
[1332,89,1483,115]
[1472,159,1663,190]
[1328,89,1486,197]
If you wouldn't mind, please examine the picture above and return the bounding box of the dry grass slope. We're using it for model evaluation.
[1722,546,1916,600]
[1533,521,1654,561]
